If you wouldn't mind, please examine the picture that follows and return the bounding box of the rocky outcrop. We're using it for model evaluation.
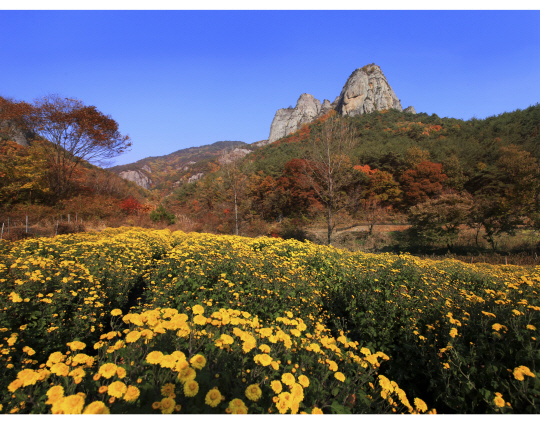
[0,120,33,147]
[403,106,417,114]
[187,172,204,183]
[218,148,252,165]
[268,93,322,143]
[118,170,152,189]
[266,64,412,144]
[320,99,334,115]
[251,139,268,148]
[142,165,152,173]
[335,64,402,117]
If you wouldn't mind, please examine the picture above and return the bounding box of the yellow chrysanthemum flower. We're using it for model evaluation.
[99,363,118,379]
[190,354,206,370]
[108,381,127,398]
[205,388,222,407]
[146,351,164,365]
[171,351,187,361]
[69,367,86,384]
[47,351,65,365]
[177,366,197,383]
[414,398,428,413]
[291,383,304,402]
[245,384,262,402]
[229,404,246,414]
[281,373,295,386]
[160,397,176,414]
[111,309,122,316]
[254,353,273,367]
[161,383,176,397]
[51,362,70,377]
[516,365,535,378]
[271,380,283,394]
[259,344,271,353]
[229,398,246,413]
[298,375,309,388]
[192,305,205,315]
[449,328,458,338]
[184,380,199,397]
[45,385,64,404]
[218,334,234,345]
[327,360,338,372]
[493,396,505,408]
[59,394,86,414]
[312,407,323,414]
[193,315,207,325]
[83,401,110,414]
[67,341,86,351]
[125,331,141,343]
[17,369,39,387]
[116,367,126,379]
[160,355,177,369]
[334,372,346,382]
[124,385,140,402]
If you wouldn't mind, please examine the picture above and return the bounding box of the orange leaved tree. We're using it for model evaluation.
[28,95,131,198]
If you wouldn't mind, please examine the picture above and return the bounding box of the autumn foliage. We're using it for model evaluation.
[120,196,143,215]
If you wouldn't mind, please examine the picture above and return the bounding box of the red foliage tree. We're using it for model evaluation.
[400,161,448,206]
[120,196,142,215]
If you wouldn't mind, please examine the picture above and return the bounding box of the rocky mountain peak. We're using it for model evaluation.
[335,64,403,116]
[266,64,412,144]
[267,93,322,144]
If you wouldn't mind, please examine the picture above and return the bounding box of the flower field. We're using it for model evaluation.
[0,228,539,414]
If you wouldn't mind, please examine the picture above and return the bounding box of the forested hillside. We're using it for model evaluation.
[165,104,540,251]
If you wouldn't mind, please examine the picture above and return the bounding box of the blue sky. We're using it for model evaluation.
[1,10,539,166]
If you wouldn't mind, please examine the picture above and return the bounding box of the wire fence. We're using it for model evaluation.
[0,214,84,241]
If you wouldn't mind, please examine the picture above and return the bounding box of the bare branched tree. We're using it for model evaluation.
[220,149,253,236]
[301,115,361,244]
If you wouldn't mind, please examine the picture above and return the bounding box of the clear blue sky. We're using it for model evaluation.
[1,10,539,166]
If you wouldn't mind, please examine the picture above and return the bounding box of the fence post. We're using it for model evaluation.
[26,215,28,233]
[68,214,70,224]
[1,222,4,241]
[55,221,58,236]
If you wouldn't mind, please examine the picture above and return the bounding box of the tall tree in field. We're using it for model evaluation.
[29,95,131,198]
[220,151,252,236]
[301,115,361,245]
[469,145,540,249]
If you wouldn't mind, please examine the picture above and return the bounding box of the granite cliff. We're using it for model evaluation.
[267,63,414,144]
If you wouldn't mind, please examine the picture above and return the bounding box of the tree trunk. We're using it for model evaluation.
[327,206,333,245]
[234,191,239,236]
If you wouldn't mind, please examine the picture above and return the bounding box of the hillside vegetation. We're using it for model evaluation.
[109,140,254,194]
[163,105,540,254]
